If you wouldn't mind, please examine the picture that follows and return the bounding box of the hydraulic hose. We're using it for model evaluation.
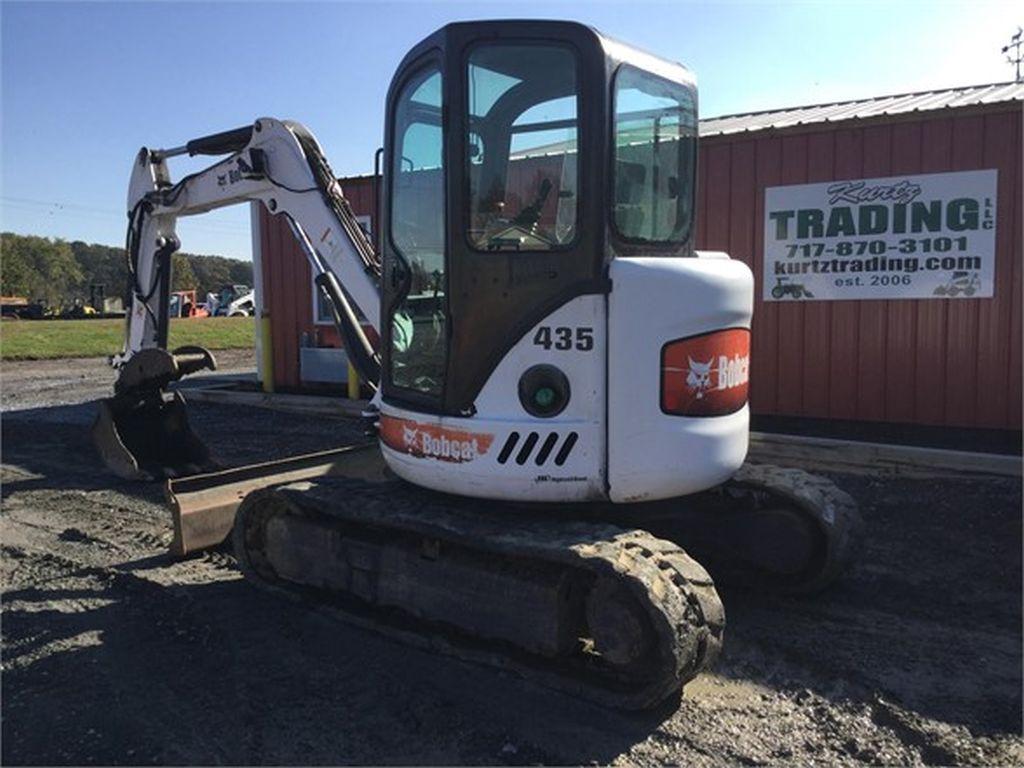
[314,271,381,390]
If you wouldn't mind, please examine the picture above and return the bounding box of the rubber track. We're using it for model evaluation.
[729,463,863,593]
[233,477,724,710]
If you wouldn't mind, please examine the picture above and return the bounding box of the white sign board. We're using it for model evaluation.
[763,170,997,301]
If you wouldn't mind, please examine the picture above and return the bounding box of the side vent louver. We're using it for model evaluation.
[497,432,520,464]
[497,431,579,467]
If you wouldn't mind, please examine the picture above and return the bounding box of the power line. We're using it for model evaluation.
[0,195,251,234]
[1003,27,1023,83]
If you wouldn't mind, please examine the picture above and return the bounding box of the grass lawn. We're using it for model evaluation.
[0,316,255,360]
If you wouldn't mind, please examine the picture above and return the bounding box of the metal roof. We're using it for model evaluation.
[700,81,1024,137]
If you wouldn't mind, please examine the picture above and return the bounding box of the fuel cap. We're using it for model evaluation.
[518,365,570,418]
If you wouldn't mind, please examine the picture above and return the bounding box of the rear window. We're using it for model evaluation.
[613,65,696,244]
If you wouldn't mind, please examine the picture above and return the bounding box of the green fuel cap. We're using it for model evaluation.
[518,365,570,418]
[534,386,556,408]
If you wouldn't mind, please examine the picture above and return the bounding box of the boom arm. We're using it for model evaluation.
[119,118,382,385]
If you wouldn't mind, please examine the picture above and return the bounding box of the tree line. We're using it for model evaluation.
[0,232,253,308]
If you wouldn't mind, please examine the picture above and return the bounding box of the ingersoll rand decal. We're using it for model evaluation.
[763,170,997,301]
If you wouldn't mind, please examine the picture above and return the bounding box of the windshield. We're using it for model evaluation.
[613,65,696,244]
[466,44,579,252]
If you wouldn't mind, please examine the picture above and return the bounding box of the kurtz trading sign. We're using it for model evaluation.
[763,169,997,301]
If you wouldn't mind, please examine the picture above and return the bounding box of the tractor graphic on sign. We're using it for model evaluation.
[770,277,815,300]
[933,271,981,298]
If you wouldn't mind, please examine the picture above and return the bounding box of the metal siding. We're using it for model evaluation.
[944,115,985,426]
[975,112,1014,427]
[726,140,759,408]
[696,141,710,256]
[827,128,862,421]
[263,207,289,389]
[913,118,952,424]
[856,125,890,422]
[776,134,808,415]
[884,121,922,423]
[801,132,835,417]
[1004,113,1022,429]
[751,137,782,412]
[703,143,732,249]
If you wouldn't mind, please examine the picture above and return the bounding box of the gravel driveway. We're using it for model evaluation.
[2,356,1021,765]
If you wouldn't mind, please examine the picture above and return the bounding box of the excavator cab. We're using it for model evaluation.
[381,21,698,417]
[374,22,752,504]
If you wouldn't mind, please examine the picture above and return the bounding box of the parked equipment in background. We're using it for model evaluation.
[169,290,210,318]
[92,20,860,710]
[211,284,254,316]
[0,296,45,320]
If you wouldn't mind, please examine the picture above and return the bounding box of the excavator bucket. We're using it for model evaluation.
[93,346,219,481]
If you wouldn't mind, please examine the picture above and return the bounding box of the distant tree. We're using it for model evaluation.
[70,240,128,301]
[1,234,37,296]
[3,233,251,307]
[1,233,83,306]
[185,252,253,297]
[171,253,199,291]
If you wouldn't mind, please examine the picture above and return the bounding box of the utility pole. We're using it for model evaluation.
[1003,27,1023,83]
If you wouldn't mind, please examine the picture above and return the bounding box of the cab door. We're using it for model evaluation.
[441,31,608,415]
[383,59,449,409]
[382,24,609,418]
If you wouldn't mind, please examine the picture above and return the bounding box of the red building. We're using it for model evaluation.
[253,82,1023,431]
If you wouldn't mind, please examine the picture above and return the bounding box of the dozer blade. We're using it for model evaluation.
[165,443,385,556]
[93,346,218,481]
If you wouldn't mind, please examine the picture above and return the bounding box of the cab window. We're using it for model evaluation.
[390,65,446,396]
[466,45,579,251]
[613,65,696,244]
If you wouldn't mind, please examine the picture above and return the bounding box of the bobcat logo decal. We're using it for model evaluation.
[661,328,751,417]
[686,357,714,399]
[402,424,419,448]
[380,416,495,463]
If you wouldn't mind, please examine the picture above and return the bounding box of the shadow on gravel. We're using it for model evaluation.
[705,470,1022,738]
[2,554,675,766]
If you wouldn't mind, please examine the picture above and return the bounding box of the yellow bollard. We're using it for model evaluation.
[347,359,360,400]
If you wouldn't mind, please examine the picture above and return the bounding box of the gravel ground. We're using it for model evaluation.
[1,356,1021,766]
[0,349,256,412]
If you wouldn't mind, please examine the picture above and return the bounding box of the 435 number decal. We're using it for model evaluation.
[533,326,594,351]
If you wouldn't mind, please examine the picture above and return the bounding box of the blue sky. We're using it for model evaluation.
[1,0,1018,260]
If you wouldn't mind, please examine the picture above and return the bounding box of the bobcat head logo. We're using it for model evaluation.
[402,424,419,448]
[686,357,714,399]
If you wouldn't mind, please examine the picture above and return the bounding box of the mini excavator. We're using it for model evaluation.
[93,21,860,709]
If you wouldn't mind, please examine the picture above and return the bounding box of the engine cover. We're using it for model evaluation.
[607,253,754,503]
[379,253,754,505]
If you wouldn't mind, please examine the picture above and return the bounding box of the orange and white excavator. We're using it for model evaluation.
[92,20,860,709]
